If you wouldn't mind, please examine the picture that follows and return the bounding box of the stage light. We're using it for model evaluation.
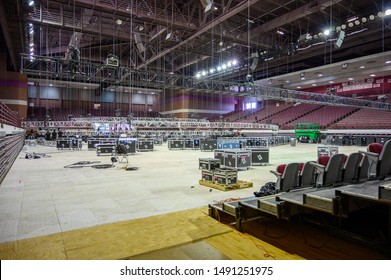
[385,9,391,16]
[323,29,330,36]
[28,1,35,6]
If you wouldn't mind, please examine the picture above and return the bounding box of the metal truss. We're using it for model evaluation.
[21,117,279,131]
[21,54,391,111]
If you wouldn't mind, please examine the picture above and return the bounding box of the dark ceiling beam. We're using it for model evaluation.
[250,0,344,37]
[137,0,260,69]
[0,0,17,71]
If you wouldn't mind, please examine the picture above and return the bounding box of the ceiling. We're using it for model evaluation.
[1,0,391,87]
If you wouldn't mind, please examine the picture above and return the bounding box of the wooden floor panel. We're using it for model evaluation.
[0,206,389,260]
[206,231,304,260]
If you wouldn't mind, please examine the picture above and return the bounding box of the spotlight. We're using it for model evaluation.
[341,24,347,30]
[354,20,360,25]
[209,68,215,74]
[28,0,35,6]
[348,22,354,28]
[386,9,391,16]
[232,60,238,65]
[217,66,221,71]
[362,17,367,23]
[323,29,330,36]
[369,15,375,21]
[378,12,384,18]
[221,64,227,70]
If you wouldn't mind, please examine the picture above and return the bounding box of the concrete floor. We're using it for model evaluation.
[0,141,362,243]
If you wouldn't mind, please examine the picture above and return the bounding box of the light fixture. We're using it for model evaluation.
[385,9,391,16]
[232,60,238,65]
[360,65,365,69]
[285,80,290,83]
[318,73,323,77]
[329,81,334,84]
[221,64,227,70]
[386,60,391,64]
[116,19,123,25]
[277,30,284,35]
[28,0,35,6]
[341,24,347,30]
[347,16,358,22]
[370,74,376,77]
[362,17,367,23]
[378,12,384,18]
[312,84,317,86]
[323,29,330,36]
[296,86,302,89]
[348,22,354,28]
[348,78,354,81]
[354,20,360,25]
[369,15,375,21]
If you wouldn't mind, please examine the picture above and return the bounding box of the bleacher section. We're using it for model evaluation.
[0,101,21,127]
[245,103,292,123]
[267,103,322,128]
[330,109,391,129]
[283,106,358,129]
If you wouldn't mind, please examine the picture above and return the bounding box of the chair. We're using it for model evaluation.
[298,161,317,188]
[360,140,391,180]
[358,154,369,181]
[341,152,362,183]
[115,143,129,166]
[310,154,346,187]
[270,162,300,192]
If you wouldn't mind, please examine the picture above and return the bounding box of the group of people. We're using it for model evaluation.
[26,128,63,140]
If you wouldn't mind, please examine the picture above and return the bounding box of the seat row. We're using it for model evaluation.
[271,139,391,192]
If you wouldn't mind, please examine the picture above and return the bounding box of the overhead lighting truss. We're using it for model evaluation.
[20,54,391,112]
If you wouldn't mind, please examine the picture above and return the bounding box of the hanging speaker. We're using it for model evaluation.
[134,33,146,53]
[335,30,345,48]
[250,52,259,71]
